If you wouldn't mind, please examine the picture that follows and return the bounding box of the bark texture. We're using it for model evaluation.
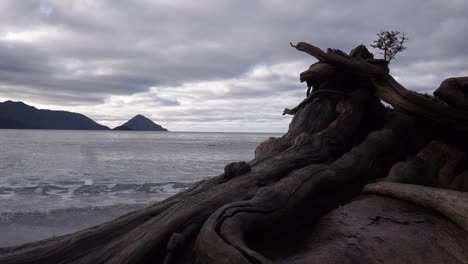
[1,42,468,264]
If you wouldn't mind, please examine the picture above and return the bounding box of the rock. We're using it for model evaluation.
[224,161,251,179]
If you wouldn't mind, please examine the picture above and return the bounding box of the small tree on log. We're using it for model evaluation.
[371,30,408,61]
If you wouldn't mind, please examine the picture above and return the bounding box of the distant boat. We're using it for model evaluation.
[0,100,109,130]
[114,114,168,131]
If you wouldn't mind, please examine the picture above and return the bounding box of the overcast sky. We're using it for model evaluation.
[0,0,467,132]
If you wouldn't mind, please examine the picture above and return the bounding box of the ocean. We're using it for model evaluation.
[0,129,280,247]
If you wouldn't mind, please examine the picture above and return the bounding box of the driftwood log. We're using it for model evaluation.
[1,42,468,263]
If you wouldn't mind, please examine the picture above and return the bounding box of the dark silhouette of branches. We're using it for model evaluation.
[371,31,408,61]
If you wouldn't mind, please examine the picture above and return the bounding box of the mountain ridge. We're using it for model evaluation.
[0,100,109,130]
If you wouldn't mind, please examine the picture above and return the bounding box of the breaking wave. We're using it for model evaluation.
[0,181,193,198]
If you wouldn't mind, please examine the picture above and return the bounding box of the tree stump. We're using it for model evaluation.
[1,43,468,264]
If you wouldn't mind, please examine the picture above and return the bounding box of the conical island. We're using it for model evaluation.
[114,114,168,131]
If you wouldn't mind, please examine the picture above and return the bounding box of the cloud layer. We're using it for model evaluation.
[0,0,467,131]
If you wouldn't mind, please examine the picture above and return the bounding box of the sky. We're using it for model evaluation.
[0,0,467,132]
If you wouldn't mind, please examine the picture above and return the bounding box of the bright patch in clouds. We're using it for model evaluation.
[1,26,65,43]
[37,60,307,132]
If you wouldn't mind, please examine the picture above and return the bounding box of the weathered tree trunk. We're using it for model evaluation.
[1,43,468,264]
[434,77,468,111]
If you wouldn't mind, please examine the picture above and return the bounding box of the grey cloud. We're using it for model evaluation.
[0,0,467,131]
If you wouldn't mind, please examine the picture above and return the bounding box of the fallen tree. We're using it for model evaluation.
[1,43,468,264]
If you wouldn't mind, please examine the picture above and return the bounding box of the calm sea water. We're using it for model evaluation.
[0,129,280,247]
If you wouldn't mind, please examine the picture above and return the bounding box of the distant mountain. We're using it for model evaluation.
[114,115,168,131]
[113,125,132,131]
[0,100,109,130]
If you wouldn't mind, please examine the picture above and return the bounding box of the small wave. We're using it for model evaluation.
[0,181,194,197]
[0,181,194,215]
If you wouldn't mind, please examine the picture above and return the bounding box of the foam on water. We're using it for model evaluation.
[0,181,194,247]
[0,181,194,213]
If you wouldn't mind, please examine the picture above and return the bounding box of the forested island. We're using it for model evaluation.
[0,100,109,130]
